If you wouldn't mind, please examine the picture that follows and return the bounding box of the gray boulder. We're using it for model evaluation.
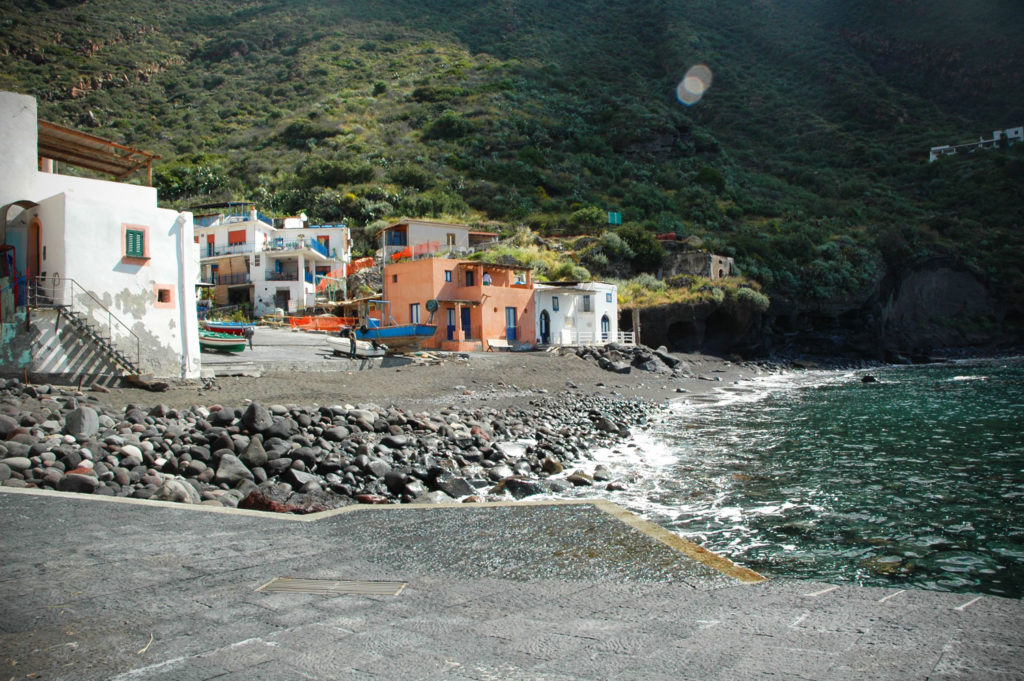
[241,402,274,433]
[152,479,201,504]
[64,407,99,438]
[214,454,254,485]
[58,473,99,494]
[240,435,268,469]
[435,472,474,499]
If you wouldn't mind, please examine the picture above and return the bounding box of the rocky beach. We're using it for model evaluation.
[0,345,777,512]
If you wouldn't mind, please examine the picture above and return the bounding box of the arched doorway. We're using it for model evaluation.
[539,310,550,345]
[600,314,610,342]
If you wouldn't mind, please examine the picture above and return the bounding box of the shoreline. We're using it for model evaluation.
[0,348,772,512]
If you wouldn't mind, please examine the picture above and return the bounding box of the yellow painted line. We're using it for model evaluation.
[0,486,764,584]
[878,589,905,603]
[589,498,766,583]
[955,596,983,611]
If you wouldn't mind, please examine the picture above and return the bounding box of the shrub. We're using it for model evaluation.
[735,286,770,312]
[422,110,474,140]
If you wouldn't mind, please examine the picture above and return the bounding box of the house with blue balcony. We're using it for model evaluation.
[193,203,350,315]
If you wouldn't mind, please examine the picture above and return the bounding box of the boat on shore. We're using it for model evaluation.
[200,319,255,337]
[353,322,436,352]
[325,334,388,358]
[199,329,247,353]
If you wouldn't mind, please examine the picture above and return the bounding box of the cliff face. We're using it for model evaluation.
[631,260,1021,359]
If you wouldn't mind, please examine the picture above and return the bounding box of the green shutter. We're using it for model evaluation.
[125,229,145,257]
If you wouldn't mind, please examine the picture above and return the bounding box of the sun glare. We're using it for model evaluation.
[677,64,713,106]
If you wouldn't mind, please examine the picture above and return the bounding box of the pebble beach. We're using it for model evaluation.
[0,346,775,511]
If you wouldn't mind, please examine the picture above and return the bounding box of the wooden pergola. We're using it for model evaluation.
[37,120,160,185]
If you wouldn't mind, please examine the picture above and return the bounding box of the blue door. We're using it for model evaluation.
[505,306,517,341]
[601,314,610,342]
[539,310,550,345]
[447,308,456,341]
[461,307,471,339]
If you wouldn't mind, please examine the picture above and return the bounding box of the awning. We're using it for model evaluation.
[37,120,160,185]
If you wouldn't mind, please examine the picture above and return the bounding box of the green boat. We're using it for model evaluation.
[199,329,247,353]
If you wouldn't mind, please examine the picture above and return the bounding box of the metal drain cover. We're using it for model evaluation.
[256,578,406,596]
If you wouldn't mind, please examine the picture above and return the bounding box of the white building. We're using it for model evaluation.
[193,203,350,315]
[0,91,201,380]
[378,218,497,262]
[534,281,620,346]
[929,125,1023,162]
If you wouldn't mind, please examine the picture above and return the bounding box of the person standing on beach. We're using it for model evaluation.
[243,325,254,350]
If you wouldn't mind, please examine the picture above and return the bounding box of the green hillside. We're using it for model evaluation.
[2,0,1023,317]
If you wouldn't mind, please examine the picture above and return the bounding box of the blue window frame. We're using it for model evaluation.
[444,270,452,282]
[552,296,559,311]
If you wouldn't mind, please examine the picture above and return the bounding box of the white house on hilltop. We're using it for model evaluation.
[534,281,622,346]
[0,90,201,380]
[929,126,1023,162]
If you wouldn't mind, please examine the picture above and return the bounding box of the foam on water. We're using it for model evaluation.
[562,359,1024,598]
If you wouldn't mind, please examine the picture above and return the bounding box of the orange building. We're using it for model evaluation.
[383,258,535,352]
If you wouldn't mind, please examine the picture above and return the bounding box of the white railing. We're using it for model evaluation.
[553,330,634,346]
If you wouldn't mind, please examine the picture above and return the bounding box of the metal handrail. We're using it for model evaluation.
[28,274,141,372]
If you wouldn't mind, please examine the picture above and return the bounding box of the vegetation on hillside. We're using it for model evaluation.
[2,0,1022,312]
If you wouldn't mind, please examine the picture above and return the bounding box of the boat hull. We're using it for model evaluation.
[199,330,247,353]
[200,320,254,337]
[354,324,436,351]
[325,335,387,358]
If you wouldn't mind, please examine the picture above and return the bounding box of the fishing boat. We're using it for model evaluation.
[325,333,388,358]
[351,299,436,352]
[199,329,247,353]
[200,319,255,336]
[353,321,436,351]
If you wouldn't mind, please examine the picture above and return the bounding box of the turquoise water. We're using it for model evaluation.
[590,358,1024,598]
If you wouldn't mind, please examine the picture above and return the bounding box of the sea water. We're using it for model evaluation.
[578,358,1024,598]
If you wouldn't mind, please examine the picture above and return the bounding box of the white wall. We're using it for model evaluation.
[1,90,199,378]
[0,92,39,203]
[408,222,469,250]
[535,283,618,345]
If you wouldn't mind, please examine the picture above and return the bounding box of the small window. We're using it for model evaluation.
[125,228,145,258]
[466,270,475,286]
[123,223,150,261]
[254,254,261,267]
[552,296,559,312]
[444,270,452,282]
[606,292,613,303]
[446,233,456,246]
[153,284,175,309]
[583,295,592,312]
[410,303,421,323]
[392,274,398,283]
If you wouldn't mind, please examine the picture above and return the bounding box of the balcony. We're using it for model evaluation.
[202,242,255,259]
[266,237,330,258]
[265,270,314,284]
[212,272,251,286]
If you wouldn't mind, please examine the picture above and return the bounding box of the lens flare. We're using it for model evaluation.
[676,64,713,106]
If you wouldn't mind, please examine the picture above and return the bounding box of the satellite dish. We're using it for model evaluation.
[425,299,439,312]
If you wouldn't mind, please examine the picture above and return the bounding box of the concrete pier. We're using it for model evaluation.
[1,488,1021,680]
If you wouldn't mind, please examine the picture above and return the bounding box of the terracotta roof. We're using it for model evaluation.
[37,120,160,184]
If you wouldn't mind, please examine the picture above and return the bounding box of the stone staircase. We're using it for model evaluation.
[55,306,141,376]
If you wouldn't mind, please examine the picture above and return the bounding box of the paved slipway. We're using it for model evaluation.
[1,489,1022,681]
